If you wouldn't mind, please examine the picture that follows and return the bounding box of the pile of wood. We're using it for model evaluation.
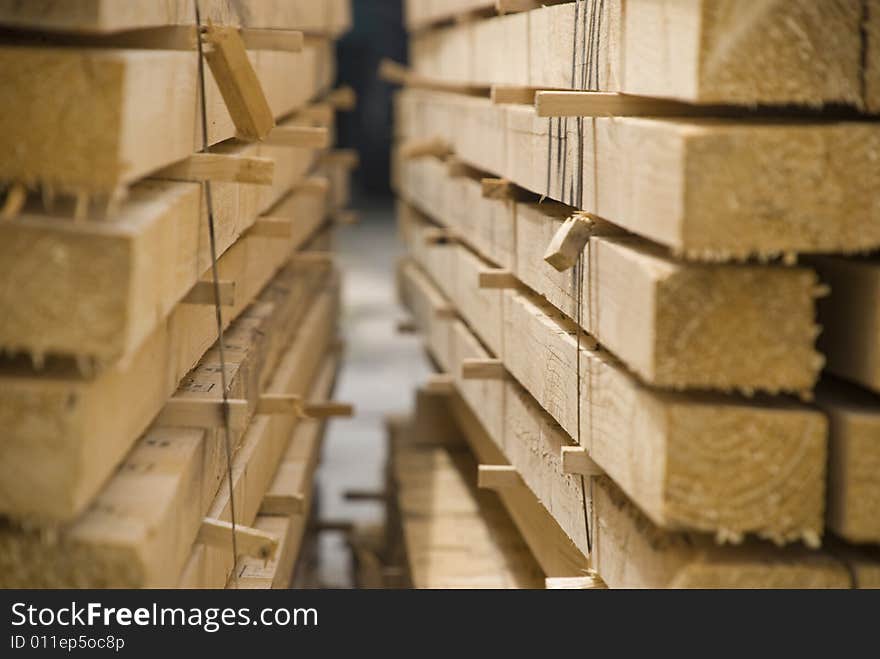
[391,0,880,588]
[0,0,355,589]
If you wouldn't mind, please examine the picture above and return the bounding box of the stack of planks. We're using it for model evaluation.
[388,389,544,589]
[391,0,880,588]
[0,0,356,589]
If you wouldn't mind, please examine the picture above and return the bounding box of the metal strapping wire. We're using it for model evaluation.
[194,0,240,586]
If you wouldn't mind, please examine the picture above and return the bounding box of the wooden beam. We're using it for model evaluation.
[264,125,330,149]
[0,271,338,587]
[545,575,607,590]
[257,394,302,416]
[1,183,26,221]
[480,177,513,200]
[477,269,518,290]
[424,374,456,395]
[461,358,505,381]
[155,398,249,429]
[203,25,276,141]
[182,280,236,307]
[197,518,278,561]
[156,153,274,185]
[239,28,304,53]
[561,447,605,477]
[259,492,305,516]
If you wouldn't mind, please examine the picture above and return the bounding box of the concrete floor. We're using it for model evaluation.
[313,197,432,587]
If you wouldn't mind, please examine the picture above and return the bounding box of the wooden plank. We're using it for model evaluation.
[811,255,880,395]
[180,297,339,589]
[0,187,329,523]
[0,39,332,192]
[408,0,865,107]
[398,89,880,259]
[392,410,544,589]
[401,189,822,394]
[816,380,880,544]
[501,286,826,546]
[868,0,880,113]
[0,0,349,35]
[230,360,339,589]
[0,129,318,368]
[0,264,337,587]
[404,270,861,588]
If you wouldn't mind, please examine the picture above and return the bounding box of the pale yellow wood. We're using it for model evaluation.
[257,394,302,416]
[543,213,593,272]
[301,402,354,419]
[0,185,328,523]
[197,519,278,561]
[155,398,249,429]
[401,137,452,161]
[1,183,26,220]
[265,126,330,149]
[561,447,604,477]
[545,575,607,589]
[182,280,236,307]
[0,265,337,586]
[250,217,293,238]
[0,0,349,34]
[0,41,331,192]
[240,29,304,53]
[461,358,505,381]
[478,269,518,290]
[156,153,275,185]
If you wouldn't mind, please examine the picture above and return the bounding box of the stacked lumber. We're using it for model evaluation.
[391,0,880,588]
[0,0,355,589]
[388,390,544,589]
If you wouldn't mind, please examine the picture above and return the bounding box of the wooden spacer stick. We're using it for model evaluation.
[1,183,26,221]
[433,304,457,320]
[203,25,275,141]
[183,280,236,306]
[257,394,302,415]
[400,137,451,161]
[297,176,331,196]
[545,575,608,590]
[260,492,305,516]
[478,269,518,290]
[378,58,410,85]
[239,28,304,53]
[461,358,506,380]
[561,447,605,477]
[491,85,539,105]
[535,91,722,118]
[477,465,519,490]
[264,125,330,149]
[156,153,274,185]
[423,374,455,395]
[197,518,278,560]
[301,401,355,419]
[327,86,358,111]
[251,217,293,239]
[155,398,249,429]
[544,213,594,272]
[320,149,360,169]
[423,227,456,245]
[481,177,513,200]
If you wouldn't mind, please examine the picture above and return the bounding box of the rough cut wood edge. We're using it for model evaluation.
[811,255,880,395]
[408,0,864,107]
[0,131,317,368]
[0,190,329,523]
[399,261,872,587]
[399,172,823,394]
[396,89,880,259]
[400,253,827,546]
[0,265,337,587]
[0,40,331,192]
[816,379,880,545]
[0,0,351,35]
